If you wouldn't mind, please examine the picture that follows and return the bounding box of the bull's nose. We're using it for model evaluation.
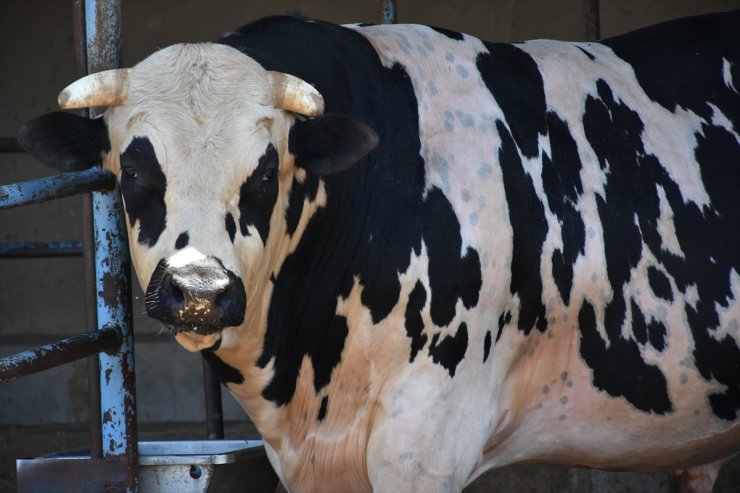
[146,257,246,330]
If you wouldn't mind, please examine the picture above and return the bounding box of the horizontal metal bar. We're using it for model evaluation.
[0,167,115,209]
[0,325,121,383]
[0,137,24,153]
[0,241,83,258]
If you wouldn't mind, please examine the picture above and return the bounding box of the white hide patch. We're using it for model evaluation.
[723,58,737,94]
[712,269,740,346]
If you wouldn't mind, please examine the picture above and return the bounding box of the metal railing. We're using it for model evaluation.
[0,1,137,490]
[0,0,267,489]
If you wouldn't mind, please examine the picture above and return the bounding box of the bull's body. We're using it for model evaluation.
[19,10,740,493]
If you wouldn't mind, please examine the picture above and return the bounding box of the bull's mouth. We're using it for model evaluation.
[171,323,223,336]
[171,325,223,352]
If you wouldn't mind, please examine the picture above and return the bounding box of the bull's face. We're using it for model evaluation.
[19,43,377,352]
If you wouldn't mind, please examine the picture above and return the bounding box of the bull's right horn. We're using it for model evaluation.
[58,68,130,109]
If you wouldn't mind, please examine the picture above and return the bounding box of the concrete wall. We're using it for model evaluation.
[1,1,739,491]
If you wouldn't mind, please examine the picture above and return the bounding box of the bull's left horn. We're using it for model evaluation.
[58,68,130,109]
[268,71,325,117]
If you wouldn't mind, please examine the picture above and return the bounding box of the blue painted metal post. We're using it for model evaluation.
[85,0,139,490]
[378,0,397,24]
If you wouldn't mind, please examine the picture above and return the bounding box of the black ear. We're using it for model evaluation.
[17,111,110,172]
[288,114,379,175]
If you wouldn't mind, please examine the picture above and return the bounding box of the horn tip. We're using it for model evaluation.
[312,94,325,116]
[58,90,71,109]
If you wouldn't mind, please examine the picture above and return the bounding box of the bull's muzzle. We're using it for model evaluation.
[145,257,246,333]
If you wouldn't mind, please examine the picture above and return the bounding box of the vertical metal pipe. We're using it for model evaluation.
[84,0,138,491]
[73,0,103,461]
[377,0,397,24]
[582,0,600,41]
[202,357,225,439]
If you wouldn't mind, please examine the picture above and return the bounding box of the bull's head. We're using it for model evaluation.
[19,43,377,352]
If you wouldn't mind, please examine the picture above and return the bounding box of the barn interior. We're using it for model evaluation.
[1,1,739,491]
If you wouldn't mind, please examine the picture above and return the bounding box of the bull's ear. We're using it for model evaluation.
[288,114,379,175]
[17,111,110,172]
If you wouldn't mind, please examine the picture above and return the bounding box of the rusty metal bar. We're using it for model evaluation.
[84,0,139,489]
[73,0,105,462]
[377,0,397,24]
[0,167,115,209]
[0,241,83,258]
[0,137,23,153]
[203,356,226,439]
[582,0,600,41]
[0,325,121,383]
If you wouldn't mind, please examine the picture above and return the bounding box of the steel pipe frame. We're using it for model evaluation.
[0,241,84,258]
[81,1,140,491]
[0,167,115,209]
[582,0,600,41]
[378,0,397,24]
[0,326,121,383]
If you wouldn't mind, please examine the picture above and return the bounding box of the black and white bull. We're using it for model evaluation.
[19,10,740,493]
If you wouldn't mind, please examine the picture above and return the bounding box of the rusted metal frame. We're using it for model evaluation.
[0,325,121,383]
[377,0,397,24]
[0,167,115,209]
[73,0,105,461]
[0,241,83,258]
[582,0,600,41]
[84,1,139,491]
[203,357,226,439]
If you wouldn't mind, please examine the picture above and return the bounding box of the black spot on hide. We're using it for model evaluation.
[477,43,547,159]
[495,120,548,334]
[483,330,492,363]
[579,301,672,414]
[430,26,464,41]
[238,144,279,243]
[175,232,189,250]
[202,350,244,385]
[405,281,428,363]
[119,137,167,247]
[429,323,469,377]
[225,212,236,243]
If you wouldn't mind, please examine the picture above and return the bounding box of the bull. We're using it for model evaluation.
[19,10,740,493]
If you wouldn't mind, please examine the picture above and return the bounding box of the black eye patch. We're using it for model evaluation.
[238,144,279,243]
[119,136,168,247]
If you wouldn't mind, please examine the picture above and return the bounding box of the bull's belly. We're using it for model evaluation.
[479,319,740,475]
[496,397,740,469]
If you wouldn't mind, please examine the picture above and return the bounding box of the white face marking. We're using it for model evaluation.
[167,246,207,268]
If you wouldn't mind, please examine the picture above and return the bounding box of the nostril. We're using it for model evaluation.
[167,273,187,305]
[170,282,184,304]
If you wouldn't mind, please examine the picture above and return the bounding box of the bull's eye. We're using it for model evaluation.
[122,166,138,179]
[262,168,276,182]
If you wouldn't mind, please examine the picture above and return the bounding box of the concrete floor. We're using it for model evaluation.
[2,422,739,493]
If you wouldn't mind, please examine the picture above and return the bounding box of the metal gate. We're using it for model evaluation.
[0,1,228,491]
